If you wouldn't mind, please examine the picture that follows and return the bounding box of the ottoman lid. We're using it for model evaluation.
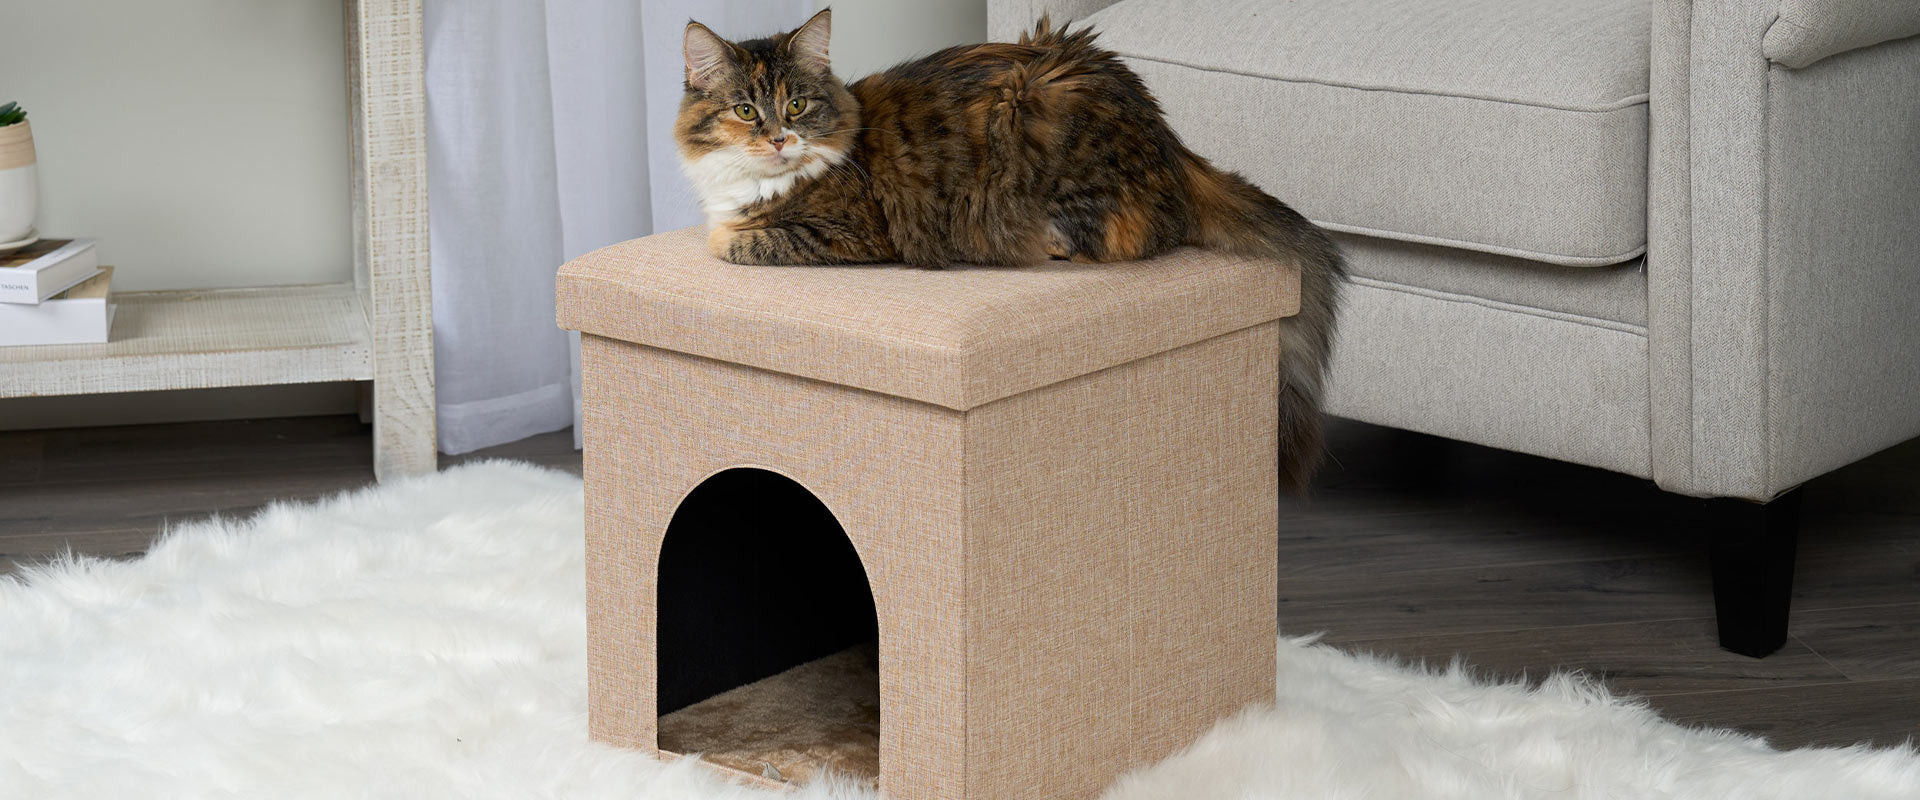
[557,226,1299,411]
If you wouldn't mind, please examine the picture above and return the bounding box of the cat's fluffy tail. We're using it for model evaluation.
[1183,157,1346,494]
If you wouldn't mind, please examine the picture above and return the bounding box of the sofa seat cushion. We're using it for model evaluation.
[1323,233,1651,479]
[1335,233,1646,328]
[1084,0,1650,267]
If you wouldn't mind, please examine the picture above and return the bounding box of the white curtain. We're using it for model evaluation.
[424,0,814,454]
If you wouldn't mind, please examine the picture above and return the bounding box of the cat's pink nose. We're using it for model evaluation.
[769,134,788,151]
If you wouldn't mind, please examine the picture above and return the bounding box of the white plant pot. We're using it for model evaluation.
[0,120,39,243]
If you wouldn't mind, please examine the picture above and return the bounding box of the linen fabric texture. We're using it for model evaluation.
[1084,0,1652,267]
[1650,0,1920,499]
[993,0,1920,501]
[1337,233,1647,328]
[557,227,1300,411]
[565,232,1289,798]
[1762,0,1920,68]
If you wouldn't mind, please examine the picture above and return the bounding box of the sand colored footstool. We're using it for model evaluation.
[557,226,1298,799]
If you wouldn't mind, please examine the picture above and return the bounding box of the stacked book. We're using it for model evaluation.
[1,238,115,346]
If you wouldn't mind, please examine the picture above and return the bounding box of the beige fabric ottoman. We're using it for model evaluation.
[556,226,1298,799]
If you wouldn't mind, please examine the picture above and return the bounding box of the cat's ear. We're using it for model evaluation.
[684,21,737,91]
[787,8,832,74]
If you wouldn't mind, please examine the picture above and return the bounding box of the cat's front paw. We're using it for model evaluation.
[706,223,737,261]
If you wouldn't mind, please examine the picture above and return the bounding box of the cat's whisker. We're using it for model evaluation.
[826,159,871,184]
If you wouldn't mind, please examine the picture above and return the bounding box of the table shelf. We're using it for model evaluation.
[1,283,373,398]
[1,0,433,478]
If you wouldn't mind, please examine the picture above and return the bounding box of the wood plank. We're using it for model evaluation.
[441,429,583,475]
[348,0,436,479]
[0,468,370,539]
[1280,551,1718,642]
[1276,499,1697,577]
[1336,617,1847,699]
[0,529,154,584]
[1647,678,1920,750]
[1285,420,1920,635]
[0,419,578,542]
[0,284,373,398]
[1277,517,1914,645]
[29,416,372,486]
[0,528,157,565]
[0,428,45,482]
[3,414,1911,752]
[1790,534,1920,614]
[1285,424,1705,575]
[1790,604,1920,681]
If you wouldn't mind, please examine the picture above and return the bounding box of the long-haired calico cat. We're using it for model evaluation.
[677,9,1345,491]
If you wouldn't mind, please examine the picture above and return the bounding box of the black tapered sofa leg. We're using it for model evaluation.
[1704,489,1803,658]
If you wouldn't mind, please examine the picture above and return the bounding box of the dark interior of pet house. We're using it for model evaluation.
[655,468,882,784]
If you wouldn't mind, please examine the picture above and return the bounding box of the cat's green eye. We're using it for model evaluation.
[787,97,808,116]
[733,104,757,121]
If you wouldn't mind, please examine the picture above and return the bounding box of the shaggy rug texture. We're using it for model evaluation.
[3,461,1917,799]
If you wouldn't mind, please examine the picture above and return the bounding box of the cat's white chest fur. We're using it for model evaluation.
[683,146,842,225]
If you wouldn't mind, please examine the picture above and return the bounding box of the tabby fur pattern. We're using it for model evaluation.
[678,9,1346,491]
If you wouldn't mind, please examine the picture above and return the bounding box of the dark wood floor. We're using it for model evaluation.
[2,415,1914,750]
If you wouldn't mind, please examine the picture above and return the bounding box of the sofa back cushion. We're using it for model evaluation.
[1086,0,1651,267]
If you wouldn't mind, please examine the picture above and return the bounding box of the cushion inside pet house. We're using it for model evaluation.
[557,225,1299,798]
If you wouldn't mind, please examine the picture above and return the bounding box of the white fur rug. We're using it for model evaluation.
[3,462,1916,799]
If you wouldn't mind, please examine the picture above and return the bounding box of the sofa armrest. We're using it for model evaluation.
[988,0,1125,41]
[1762,0,1920,68]
[1649,0,1920,500]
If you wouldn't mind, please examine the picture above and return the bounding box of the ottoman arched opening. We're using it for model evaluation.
[564,226,1295,799]
[654,466,882,784]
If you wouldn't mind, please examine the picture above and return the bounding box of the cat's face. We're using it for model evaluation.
[676,10,858,183]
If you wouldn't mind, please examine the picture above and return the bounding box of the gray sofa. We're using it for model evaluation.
[991,0,1920,655]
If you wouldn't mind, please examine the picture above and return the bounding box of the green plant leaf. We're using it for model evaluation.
[0,101,25,126]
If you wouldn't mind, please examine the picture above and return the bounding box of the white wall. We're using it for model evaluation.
[821,0,988,79]
[0,0,350,293]
[0,1,356,431]
[0,0,988,292]
[0,1,990,434]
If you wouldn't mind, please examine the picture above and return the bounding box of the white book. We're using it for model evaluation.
[0,266,116,346]
[0,238,100,304]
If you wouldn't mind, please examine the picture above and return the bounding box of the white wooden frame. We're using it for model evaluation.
[347,0,435,478]
[0,0,435,480]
